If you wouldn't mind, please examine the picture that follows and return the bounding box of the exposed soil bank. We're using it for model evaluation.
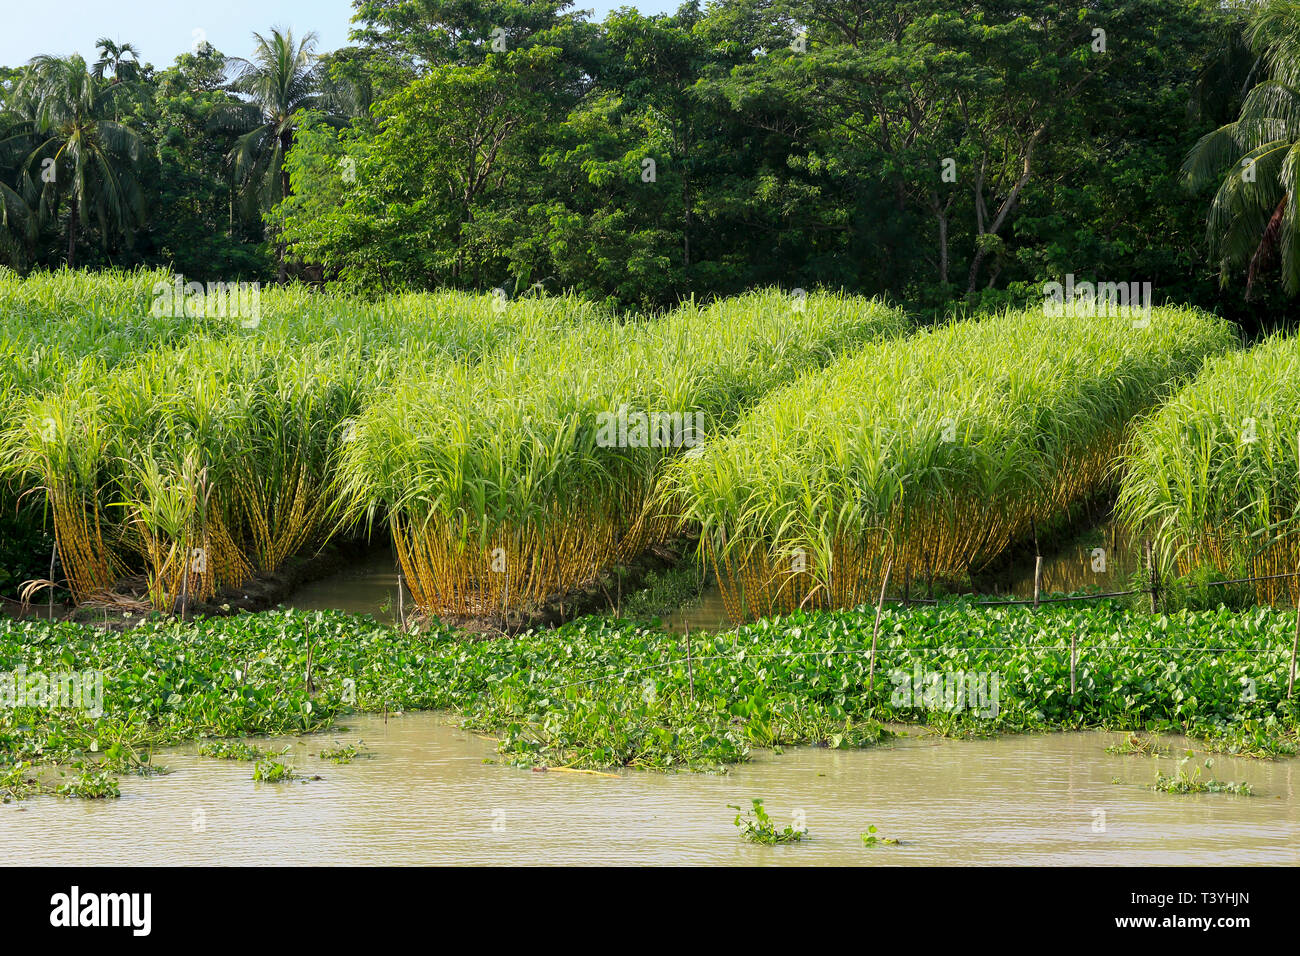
[4,538,373,631]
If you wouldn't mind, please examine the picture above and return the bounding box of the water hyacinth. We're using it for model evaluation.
[666,306,1238,622]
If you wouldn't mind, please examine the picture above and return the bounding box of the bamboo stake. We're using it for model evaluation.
[1292,433,1300,699]
[867,559,893,696]
[1145,539,1157,613]
[1070,632,1077,698]
[1033,555,1043,608]
[397,568,407,632]
[684,624,695,701]
[47,541,56,620]
[1289,594,1299,700]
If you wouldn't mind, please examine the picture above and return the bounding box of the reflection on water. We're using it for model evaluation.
[2,713,1295,866]
[663,587,733,633]
[280,524,1140,635]
[980,521,1137,600]
[289,547,402,624]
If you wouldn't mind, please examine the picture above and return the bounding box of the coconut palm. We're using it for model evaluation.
[215,28,347,281]
[4,55,143,267]
[92,39,142,85]
[1184,0,1300,297]
[0,104,32,264]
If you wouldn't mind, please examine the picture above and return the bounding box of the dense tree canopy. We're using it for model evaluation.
[0,0,1295,329]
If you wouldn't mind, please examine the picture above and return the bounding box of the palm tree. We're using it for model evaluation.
[92,39,142,85]
[0,73,39,264]
[216,28,345,281]
[5,55,144,267]
[1185,1,1300,297]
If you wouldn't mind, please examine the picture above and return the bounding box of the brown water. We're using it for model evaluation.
[289,547,402,624]
[279,522,1139,634]
[2,714,1295,866]
[981,521,1138,600]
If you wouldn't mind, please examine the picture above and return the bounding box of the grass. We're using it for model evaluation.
[666,305,1238,622]
[1118,334,1300,604]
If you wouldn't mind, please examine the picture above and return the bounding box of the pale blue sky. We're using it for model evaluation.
[0,0,681,69]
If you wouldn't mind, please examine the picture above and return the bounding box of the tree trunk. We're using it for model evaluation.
[66,196,79,268]
[277,129,294,284]
[930,193,950,287]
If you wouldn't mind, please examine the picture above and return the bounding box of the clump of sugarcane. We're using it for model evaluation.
[667,305,1239,621]
[1118,334,1300,604]
[339,290,909,620]
[0,274,586,611]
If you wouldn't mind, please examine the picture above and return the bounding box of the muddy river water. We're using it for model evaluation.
[3,714,1296,865]
[7,527,1293,866]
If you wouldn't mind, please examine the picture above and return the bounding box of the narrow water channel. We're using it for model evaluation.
[3,714,1295,866]
[279,523,1140,634]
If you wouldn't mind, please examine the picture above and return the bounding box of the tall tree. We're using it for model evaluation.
[5,54,143,267]
[215,28,341,280]
[1185,0,1300,297]
[92,39,143,85]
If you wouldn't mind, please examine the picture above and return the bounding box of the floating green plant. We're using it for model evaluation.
[860,825,899,847]
[252,758,299,782]
[1151,755,1253,795]
[1105,734,1170,757]
[199,740,265,761]
[316,741,369,764]
[728,798,805,844]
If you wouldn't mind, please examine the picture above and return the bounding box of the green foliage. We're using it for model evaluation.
[860,825,899,847]
[729,798,804,844]
[1150,754,1254,794]
[0,1,1282,327]
[1,598,1297,798]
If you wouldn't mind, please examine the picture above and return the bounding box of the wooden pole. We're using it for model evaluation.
[1289,596,1299,700]
[684,624,695,701]
[1070,632,1077,699]
[1032,519,1042,608]
[868,559,893,696]
[1144,539,1157,613]
[1292,430,1300,698]
[47,541,56,620]
[397,569,407,632]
